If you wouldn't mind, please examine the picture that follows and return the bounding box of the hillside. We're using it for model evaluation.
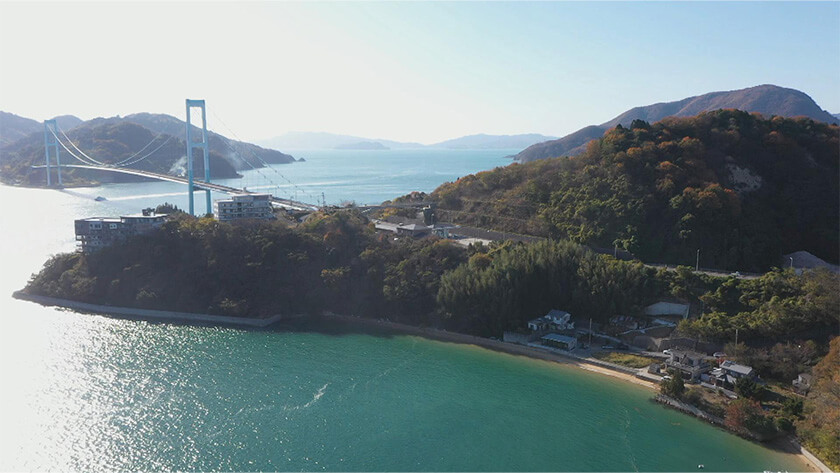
[0,112,87,148]
[0,111,299,187]
[0,121,240,186]
[121,113,297,169]
[0,112,40,147]
[429,133,557,150]
[516,85,840,162]
[431,110,839,271]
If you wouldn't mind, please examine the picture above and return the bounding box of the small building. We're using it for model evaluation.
[541,333,577,351]
[665,350,711,381]
[719,360,755,380]
[74,209,166,252]
[792,373,813,394]
[644,301,690,319]
[214,193,274,222]
[528,309,574,332]
[372,219,456,239]
[609,315,640,331]
[710,360,756,387]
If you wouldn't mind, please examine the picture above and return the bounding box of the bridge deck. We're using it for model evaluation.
[33,164,320,211]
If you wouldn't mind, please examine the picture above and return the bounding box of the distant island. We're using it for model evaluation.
[0,111,297,187]
[257,131,556,151]
[334,141,390,150]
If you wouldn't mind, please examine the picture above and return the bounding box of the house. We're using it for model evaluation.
[541,333,577,351]
[527,310,574,332]
[609,315,640,331]
[644,301,690,319]
[214,194,274,222]
[372,219,456,239]
[74,209,166,253]
[711,360,756,387]
[665,350,711,381]
[792,373,813,394]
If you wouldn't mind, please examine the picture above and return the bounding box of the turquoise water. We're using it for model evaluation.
[0,157,809,471]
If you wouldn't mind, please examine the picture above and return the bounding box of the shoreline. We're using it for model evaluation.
[322,314,829,473]
[12,291,294,328]
[13,295,830,472]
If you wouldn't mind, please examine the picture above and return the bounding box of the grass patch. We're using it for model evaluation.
[592,352,656,368]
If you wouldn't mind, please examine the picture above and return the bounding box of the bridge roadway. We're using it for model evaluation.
[34,164,320,212]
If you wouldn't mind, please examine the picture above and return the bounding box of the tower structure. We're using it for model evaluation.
[185,99,211,215]
[43,119,62,186]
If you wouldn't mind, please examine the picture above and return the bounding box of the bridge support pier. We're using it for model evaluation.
[185,99,211,216]
[43,119,61,187]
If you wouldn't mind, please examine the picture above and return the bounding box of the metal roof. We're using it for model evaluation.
[721,360,753,375]
[541,333,577,344]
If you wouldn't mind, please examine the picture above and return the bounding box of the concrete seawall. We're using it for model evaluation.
[12,291,289,328]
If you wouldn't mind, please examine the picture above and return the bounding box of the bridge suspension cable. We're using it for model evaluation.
[57,125,108,166]
[209,109,319,205]
[48,127,103,166]
[53,123,173,168]
[110,133,176,168]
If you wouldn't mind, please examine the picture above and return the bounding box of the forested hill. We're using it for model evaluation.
[0,111,302,186]
[431,110,840,271]
[516,85,840,163]
[0,121,240,186]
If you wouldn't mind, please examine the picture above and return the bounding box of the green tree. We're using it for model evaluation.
[660,370,685,399]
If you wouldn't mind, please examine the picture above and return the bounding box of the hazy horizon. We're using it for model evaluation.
[1,2,838,144]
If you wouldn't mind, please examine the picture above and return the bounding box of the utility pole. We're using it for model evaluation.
[696,249,700,271]
[789,257,794,269]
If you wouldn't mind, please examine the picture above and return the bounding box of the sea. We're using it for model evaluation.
[0,149,808,471]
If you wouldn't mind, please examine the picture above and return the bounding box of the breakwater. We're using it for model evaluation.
[12,291,291,328]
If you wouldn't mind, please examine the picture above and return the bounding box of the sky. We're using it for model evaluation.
[1,1,838,144]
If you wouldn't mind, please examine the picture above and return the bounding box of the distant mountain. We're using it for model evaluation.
[833,113,840,121]
[117,113,297,170]
[0,110,302,187]
[429,133,557,150]
[0,112,40,147]
[516,84,840,162]
[259,131,423,150]
[334,141,389,150]
[53,115,84,131]
[0,112,85,147]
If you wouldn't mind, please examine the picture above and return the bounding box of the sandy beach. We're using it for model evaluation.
[323,313,829,473]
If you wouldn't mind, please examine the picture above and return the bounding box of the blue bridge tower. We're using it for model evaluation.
[43,119,61,186]
[185,99,211,216]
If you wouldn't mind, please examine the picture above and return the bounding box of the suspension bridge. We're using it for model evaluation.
[36,99,321,214]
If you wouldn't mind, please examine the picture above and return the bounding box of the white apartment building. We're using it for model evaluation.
[214,194,274,222]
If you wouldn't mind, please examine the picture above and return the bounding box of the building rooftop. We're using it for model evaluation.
[720,360,753,375]
[78,217,122,223]
[541,333,577,344]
